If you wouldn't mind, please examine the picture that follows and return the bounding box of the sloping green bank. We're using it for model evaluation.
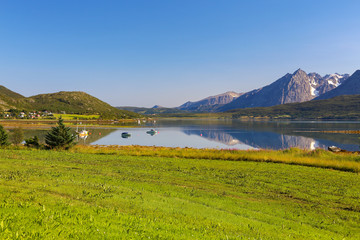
[0,148,359,239]
[72,145,360,173]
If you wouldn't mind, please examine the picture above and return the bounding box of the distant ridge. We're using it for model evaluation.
[152,105,164,109]
[117,106,187,115]
[178,91,242,112]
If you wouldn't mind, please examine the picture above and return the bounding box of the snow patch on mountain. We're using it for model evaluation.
[324,73,346,87]
[327,80,340,87]
[310,83,319,96]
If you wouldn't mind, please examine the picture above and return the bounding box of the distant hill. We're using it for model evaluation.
[178,91,242,112]
[0,85,29,110]
[0,87,140,119]
[228,94,360,120]
[117,106,188,115]
[315,70,360,100]
[152,105,164,109]
[26,91,141,118]
[219,69,349,112]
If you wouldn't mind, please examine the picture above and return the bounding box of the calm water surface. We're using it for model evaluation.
[23,120,360,151]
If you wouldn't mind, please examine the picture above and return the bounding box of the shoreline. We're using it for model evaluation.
[0,119,142,129]
[69,145,360,173]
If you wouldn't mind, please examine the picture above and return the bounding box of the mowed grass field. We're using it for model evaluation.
[0,148,359,239]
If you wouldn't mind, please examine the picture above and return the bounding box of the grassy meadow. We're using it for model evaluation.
[0,147,359,239]
[52,114,100,120]
[72,145,360,173]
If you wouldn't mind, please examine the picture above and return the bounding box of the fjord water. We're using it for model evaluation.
[24,120,360,151]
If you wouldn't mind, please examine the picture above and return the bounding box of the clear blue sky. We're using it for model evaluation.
[0,0,359,107]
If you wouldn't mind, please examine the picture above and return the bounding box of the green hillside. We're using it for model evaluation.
[228,94,360,120]
[26,91,141,119]
[0,86,141,119]
[0,85,28,110]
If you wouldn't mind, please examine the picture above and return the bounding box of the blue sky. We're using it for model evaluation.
[0,0,359,107]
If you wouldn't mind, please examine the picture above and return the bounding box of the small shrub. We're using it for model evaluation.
[25,136,41,148]
[11,127,24,145]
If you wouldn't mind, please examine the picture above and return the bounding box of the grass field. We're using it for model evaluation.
[0,147,359,239]
[52,114,100,120]
[72,145,360,173]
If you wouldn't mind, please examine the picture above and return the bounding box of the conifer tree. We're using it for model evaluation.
[45,116,75,149]
[11,127,24,145]
[0,124,9,146]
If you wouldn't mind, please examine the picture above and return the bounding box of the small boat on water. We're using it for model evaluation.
[121,132,131,138]
[146,129,158,136]
[78,130,89,139]
[76,125,89,139]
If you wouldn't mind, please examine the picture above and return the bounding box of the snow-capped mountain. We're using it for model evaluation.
[315,70,360,100]
[178,69,351,112]
[308,73,349,97]
[218,69,349,111]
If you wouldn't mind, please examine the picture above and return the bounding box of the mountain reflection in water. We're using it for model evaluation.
[182,129,325,150]
[179,120,360,151]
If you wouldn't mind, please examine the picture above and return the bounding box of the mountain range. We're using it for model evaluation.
[117,91,243,115]
[1,68,359,119]
[178,69,352,112]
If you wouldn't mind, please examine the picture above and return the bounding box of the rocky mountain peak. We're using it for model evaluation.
[308,72,322,78]
[293,68,306,76]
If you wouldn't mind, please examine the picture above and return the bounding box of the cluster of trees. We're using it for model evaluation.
[0,117,76,149]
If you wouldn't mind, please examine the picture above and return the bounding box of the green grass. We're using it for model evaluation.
[53,113,100,120]
[73,145,360,173]
[0,148,359,239]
